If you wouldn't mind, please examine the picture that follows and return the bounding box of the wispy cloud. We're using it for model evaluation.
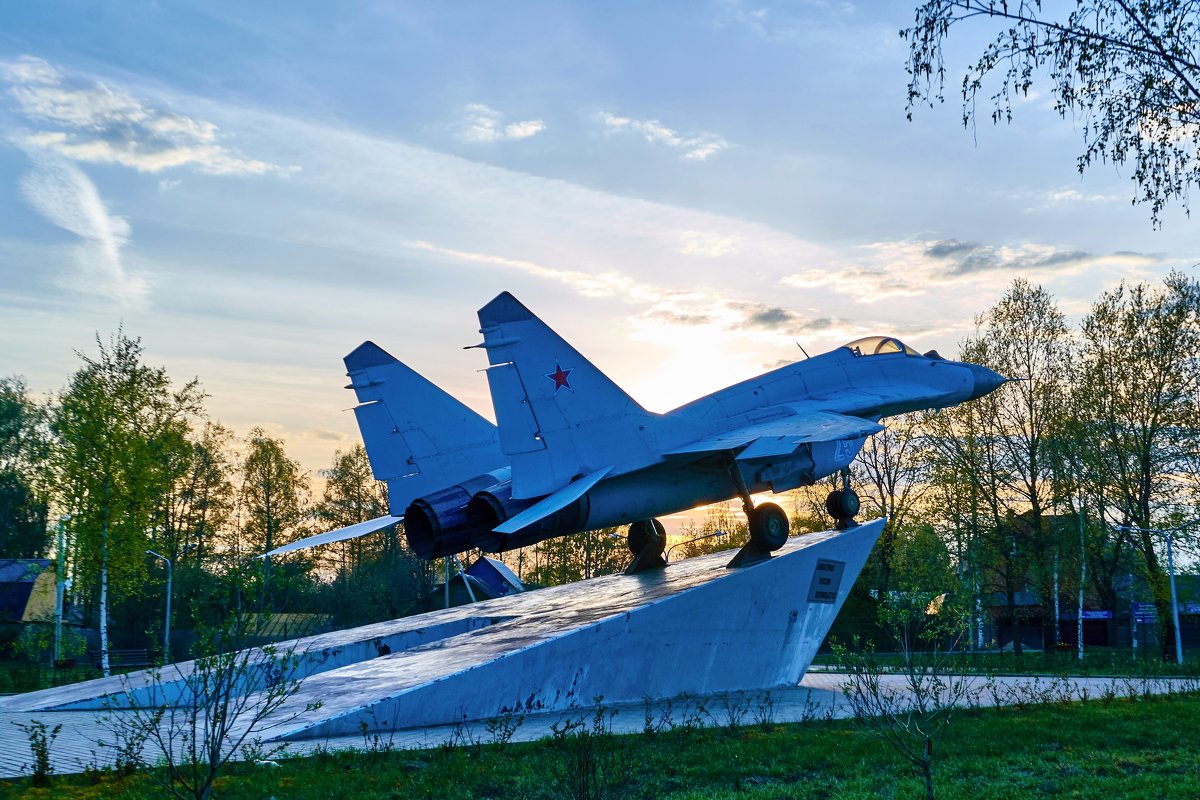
[458,103,545,143]
[404,239,839,338]
[782,238,1163,300]
[600,112,729,161]
[18,149,146,304]
[713,0,857,44]
[0,55,291,175]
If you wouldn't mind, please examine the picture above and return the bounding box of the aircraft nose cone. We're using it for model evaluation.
[967,364,1006,400]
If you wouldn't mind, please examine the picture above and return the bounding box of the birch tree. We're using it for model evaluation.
[52,333,201,674]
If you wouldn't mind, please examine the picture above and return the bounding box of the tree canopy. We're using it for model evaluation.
[905,1,1200,224]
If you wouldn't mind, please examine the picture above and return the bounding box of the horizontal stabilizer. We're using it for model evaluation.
[260,515,403,558]
[666,411,883,459]
[494,466,613,535]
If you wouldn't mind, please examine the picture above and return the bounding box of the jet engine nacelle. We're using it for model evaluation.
[404,471,511,559]
[468,481,588,553]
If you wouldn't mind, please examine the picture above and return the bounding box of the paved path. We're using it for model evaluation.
[1,671,1191,779]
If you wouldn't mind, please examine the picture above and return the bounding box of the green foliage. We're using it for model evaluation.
[52,331,203,608]
[0,376,51,557]
[525,527,629,586]
[0,471,48,558]
[13,719,61,788]
[549,700,627,800]
[237,428,309,556]
[674,502,749,560]
[319,550,433,628]
[11,623,87,661]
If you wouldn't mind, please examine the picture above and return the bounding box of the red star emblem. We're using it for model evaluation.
[546,361,574,393]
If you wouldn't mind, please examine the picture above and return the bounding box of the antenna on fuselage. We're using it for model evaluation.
[796,342,810,359]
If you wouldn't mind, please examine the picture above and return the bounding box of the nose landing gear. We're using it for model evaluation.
[825,469,859,530]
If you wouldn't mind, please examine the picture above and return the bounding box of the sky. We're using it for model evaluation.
[0,1,1195,491]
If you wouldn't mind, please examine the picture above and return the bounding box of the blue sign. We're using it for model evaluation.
[1059,610,1112,620]
[1131,601,1200,621]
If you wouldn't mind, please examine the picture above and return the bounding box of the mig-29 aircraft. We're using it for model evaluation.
[268,292,1005,569]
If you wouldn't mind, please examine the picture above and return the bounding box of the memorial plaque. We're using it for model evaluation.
[807,559,845,603]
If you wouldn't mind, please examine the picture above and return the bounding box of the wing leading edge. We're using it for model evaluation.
[665,410,884,460]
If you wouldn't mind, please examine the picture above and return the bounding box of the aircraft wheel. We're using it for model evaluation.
[825,489,860,521]
[627,519,666,558]
[748,503,789,552]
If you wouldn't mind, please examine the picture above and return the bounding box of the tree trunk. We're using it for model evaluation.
[99,480,111,677]
[922,739,935,800]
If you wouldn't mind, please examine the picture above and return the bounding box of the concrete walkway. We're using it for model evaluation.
[1,671,1192,779]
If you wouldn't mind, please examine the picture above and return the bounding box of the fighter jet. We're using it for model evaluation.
[267,291,1004,569]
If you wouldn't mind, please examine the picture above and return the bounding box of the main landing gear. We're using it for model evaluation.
[727,462,790,568]
[625,518,667,574]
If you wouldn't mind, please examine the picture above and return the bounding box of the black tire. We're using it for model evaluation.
[749,503,789,551]
[826,489,860,520]
[627,519,666,557]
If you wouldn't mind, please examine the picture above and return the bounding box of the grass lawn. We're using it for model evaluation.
[809,647,1200,678]
[3,692,1199,799]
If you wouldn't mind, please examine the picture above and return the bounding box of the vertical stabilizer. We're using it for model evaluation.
[477,293,660,498]
[344,342,506,515]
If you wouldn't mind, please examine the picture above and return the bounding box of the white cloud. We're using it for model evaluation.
[18,149,146,304]
[600,111,729,161]
[1004,185,1122,209]
[781,238,1162,301]
[458,103,545,143]
[679,230,739,257]
[1042,187,1121,204]
[0,55,291,176]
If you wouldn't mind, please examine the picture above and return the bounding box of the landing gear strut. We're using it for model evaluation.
[625,518,667,574]
[825,469,859,530]
[727,460,790,568]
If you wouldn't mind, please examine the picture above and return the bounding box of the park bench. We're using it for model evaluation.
[88,648,154,670]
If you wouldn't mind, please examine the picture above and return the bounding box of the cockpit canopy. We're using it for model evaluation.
[842,336,921,357]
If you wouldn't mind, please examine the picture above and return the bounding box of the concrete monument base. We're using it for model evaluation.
[1,520,883,743]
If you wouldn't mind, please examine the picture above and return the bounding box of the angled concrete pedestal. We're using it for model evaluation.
[1,521,883,743]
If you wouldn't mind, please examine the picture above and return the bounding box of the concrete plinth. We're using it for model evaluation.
[1,521,883,743]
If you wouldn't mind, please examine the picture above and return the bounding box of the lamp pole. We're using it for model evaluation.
[53,514,70,666]
[146,550,172,663]
[1118,521,1196,666]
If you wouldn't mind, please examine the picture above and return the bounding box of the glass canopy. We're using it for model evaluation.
[842,335,920,357]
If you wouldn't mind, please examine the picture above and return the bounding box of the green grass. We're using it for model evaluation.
[0,660,102,695]
[4,692,1200,799]
[809,647,1200,677]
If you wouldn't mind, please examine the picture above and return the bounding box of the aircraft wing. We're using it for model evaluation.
[665,411,884,460]
[260,514,403,558]
[493,466,613,535]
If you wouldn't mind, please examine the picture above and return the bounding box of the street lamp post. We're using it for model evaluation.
[1117,521,1196,666]
[53,514,70,666]
[146,550,173,664]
